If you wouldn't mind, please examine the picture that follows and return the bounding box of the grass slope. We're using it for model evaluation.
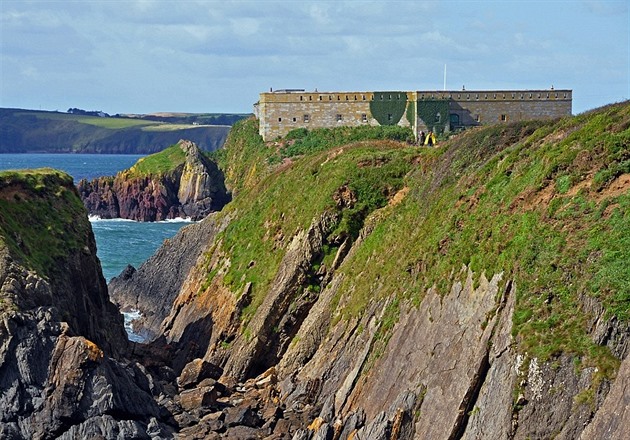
[124,143,187,178]
[0,169,91,277]
[212,103,629,379]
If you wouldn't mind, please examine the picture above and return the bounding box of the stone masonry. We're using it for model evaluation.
[255,88,572,141]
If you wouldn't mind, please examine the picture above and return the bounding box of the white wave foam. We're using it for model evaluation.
[89,215,195,224]
[161,217,195,223]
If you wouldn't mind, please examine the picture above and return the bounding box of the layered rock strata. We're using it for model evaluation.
[0,170,173,439]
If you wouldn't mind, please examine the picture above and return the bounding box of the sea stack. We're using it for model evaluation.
[77,139,230,221]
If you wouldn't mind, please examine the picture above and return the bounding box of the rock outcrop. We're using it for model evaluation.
[0,170,173,439]
[77,140,230,221]
[4,104,630,439]
[108,213,231,342]
[106,106,630,439]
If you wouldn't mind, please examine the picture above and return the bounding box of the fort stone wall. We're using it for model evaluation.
[257,89,572,141]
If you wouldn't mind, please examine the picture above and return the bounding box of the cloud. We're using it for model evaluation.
[0,0,627,114]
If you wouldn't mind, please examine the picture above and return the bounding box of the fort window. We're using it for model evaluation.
[319,96,322,101]
[475,94,479,99]
[329,96,333,100]
[300,96,303,101]
[354,95,357,100]
[304,114,310,122]
[484,94,488,99]
[520,94,524,99]
[500,114,508,122]
[529,93,533,98]
[338,96,341,100]
[512,93,515,99]
[336,114,343,121]
[346,95,349,100]
[309,96,313,101]
[362,95,366,100]
[467,94,470,100]
[546,93,549,98]
[435,112,441,122]
[362,114,367,122]
[388,113,393,121]
[278,117,282,122]
[292,117,297,122]
[493,94,496,99]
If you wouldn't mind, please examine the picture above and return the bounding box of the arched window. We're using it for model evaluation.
[435,112,441,123]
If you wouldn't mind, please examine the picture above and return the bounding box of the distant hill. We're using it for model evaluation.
[0,108,250,154]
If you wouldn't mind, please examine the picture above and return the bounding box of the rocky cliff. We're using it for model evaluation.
[0,169,174,438]
[108,104,630,439]
[4,102,629,439]
[77,139,231,221]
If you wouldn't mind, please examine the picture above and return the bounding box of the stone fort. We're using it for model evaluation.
[254,88,572,141]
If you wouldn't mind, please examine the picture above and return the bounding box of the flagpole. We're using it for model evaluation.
[444,64,447,91]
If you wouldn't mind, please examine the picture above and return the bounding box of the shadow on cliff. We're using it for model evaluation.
[132,315,215,376]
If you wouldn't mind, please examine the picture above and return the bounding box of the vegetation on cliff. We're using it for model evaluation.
[124,143,187,178]
[209,103,629,375]
[0,169,91,277]
[79,140,230,221]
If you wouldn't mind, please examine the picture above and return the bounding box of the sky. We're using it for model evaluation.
[1,0,628,115]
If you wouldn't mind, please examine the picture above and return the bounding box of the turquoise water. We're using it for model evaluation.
[91,217,193,281]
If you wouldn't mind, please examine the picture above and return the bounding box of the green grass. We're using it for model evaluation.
[0,169,91,278]
[28,111,159,129]
[205,103,629,379]
[206,120,419,322]
[124,144,186,177]
[278,124,416,160]
[327,103,630,373]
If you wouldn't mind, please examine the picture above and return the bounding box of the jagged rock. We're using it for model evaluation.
[223,425,263,439]
[77,140,230,221]
[109,213,229,342]
[225,406,262,428]
[177,358,223,390]
[0,171,173,439]
[179,386,219,411]
[579,350,630,439]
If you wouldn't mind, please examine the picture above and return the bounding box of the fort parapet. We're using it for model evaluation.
[255,88,572,141]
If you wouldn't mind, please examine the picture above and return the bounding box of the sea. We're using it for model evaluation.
[0,153,194,341]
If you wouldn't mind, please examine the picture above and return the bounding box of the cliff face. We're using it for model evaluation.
[110,104,630,439]
[6,104,628,439]
[77,140,230,221]
[0,170,172,439]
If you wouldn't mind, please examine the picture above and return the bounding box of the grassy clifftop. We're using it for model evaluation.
[124,144,187,178]
[0,169,91,277]
[210,102,629,376]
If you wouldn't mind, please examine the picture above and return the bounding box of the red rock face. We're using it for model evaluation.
[77,140,230,221]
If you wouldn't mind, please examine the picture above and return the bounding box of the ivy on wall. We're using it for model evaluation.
[405,101,416,126]
[370,92,407,126]
[417,99,449,134]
